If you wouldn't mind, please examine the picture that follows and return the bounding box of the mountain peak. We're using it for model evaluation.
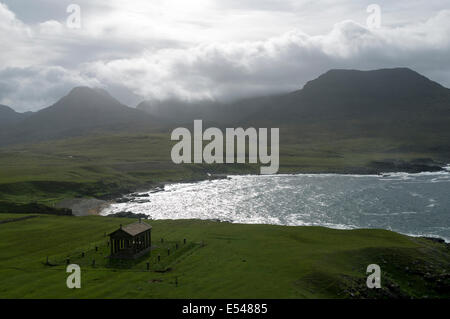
[66,86,115,100]
[300,67,444,99]
[54,86,126,112]
[0,86,156,146]
[319,67,432,83]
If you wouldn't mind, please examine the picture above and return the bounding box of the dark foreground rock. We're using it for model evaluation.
[421,236,446,244]
[108,211,151,219]
[369,158,445,173]
[0,201,72,216]
[0,215,38,224]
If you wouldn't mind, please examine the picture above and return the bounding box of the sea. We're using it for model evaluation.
[101,165,450,241]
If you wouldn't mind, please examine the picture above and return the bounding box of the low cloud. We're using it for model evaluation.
[0,66,99,111]
[85,10,450,103]
[0,1,450,111]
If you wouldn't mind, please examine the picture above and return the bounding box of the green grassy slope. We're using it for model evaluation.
[0,215,448,299]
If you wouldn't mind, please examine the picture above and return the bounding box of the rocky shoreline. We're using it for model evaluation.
[54,159,449,222]
[368,158,446,174]
[107,211,151,219]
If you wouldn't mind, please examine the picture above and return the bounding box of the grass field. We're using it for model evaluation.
[0,215,449,299]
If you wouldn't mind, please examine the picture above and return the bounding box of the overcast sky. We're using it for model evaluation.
[0,0,449,111]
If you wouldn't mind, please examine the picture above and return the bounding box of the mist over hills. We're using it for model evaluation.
[1,68,450,152]
[137,68,450,127]
[136,94,279,126]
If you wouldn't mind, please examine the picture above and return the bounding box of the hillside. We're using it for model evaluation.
[137,95,280,126]
[0,87,158,146]
[0,105,31,126]
[135,68,450,157]
[2,68,450,151]
[136,68,450,130]
[249,68,450,125]
[0,215,448,298]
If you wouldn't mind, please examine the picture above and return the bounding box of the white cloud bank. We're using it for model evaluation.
[0,2,449,111]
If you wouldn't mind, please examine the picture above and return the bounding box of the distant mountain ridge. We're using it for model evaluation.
[1,68,450,148]
[239,68,450,125]
[137,68,450,158]
[0,87,157,146]
[137,68,450,126]
[301,68,446,99]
